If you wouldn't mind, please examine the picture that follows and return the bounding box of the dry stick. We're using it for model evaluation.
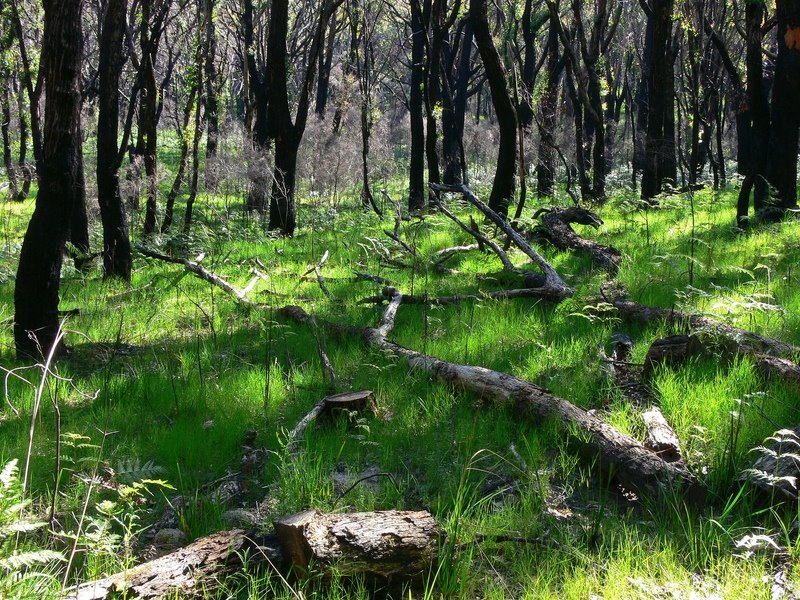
[432,244,480,266]
[141,252,704,502]
[430,183,573,300]
[302,250,333,300]
[138,247,257,306]
[429,192,516,272]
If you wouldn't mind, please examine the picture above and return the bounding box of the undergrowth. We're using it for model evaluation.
[0,176,799,597]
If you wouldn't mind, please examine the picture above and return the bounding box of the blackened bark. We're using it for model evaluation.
[408,0,426,211]
[140,0,160,236]
[765,0,800,210]
[243,0,270,213]
[266,0,338,235]
[470,0,516,216]
[69,132,90,269]
[424,0,444,196]
[15,0,83,357]
[96,0,132,280]
[640,0,675,200]
[162,85,198,232]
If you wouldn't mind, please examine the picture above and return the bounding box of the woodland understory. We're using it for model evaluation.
[2,0,800,597]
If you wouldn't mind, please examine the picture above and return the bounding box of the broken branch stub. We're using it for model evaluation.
[286,390,376,452]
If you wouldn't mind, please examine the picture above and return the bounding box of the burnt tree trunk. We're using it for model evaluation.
[640,0,675,200]
[315,11,338,116]
[1,75,20,200]
[470,0,517,216]
[765,0,800,211]
[202,0,219,186]
[96,0,132,280]
[243,0,270,213]
[14,0,83,357]
[265,0,339,235]
[408,0,426,211]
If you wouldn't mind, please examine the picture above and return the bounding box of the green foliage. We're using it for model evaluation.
[0,459,63,599]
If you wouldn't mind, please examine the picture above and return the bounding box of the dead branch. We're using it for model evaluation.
[430,183,573,301]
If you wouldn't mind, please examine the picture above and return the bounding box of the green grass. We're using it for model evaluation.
[1,155,800,598]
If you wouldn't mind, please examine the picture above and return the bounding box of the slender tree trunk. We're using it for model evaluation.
[184,92,205,233]
[15,0,83,357]
[408,0,426,211]
[141,0,160,236]
[162,85,198,232]
[96,0,132,280]
[424,0,444,197]
[470,0,516,216]
[316,11,338,116]
[452,21,472,183]
[69,129,90,269]
[1,79,20,200]
[203,0,219,183]
[243,0,270,213]
[16,85,32,200]
[536,18,561,198]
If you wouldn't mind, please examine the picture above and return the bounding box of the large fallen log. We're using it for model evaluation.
[358,293,703,501]
[606,292,799,358]
[641,333,800,390]
[71,510,438,599]
[532,207,622,274]
[139,252,704,502]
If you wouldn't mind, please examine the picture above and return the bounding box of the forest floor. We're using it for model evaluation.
[1,176,800,598]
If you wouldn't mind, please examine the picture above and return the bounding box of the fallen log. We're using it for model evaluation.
[605,291,799,358]
[71,529,279,600]
[641,407,683,464]
[286,390,376,452]
[72,510,438,599]
[532,207,622,274]
[359,285,551,306]
[360,293,702,501]
[639,332,800,389]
